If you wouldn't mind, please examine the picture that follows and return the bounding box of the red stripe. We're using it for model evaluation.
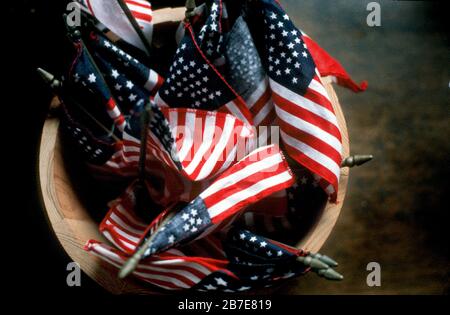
[282,140,338,198]
[131,11,152,23]
[126,0,151,9]
[272,92,342,142]
[277,119,342,163]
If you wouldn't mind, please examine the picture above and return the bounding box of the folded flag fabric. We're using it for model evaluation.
[259,0,342,201]
[76,0,153,54]
[222,15,276,141]
[69,39,127,132]
[85,240,233,291]
[85,227,308,292]
[137,144,295,258]
[155,23,253,126]
[86,31,163,97]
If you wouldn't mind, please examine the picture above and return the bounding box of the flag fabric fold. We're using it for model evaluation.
[77,0,153,53]
[258,0,343,201]
[137,144,295,258]
[155,23,253,126]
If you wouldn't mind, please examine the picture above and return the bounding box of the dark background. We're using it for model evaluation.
[5,0,449,298]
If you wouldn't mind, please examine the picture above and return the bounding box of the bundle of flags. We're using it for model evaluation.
[47,0,367,292]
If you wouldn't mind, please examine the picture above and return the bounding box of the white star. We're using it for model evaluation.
[189,218,195,225]
[250,275,258,281]
[114,84,122,91]
[215,277,227,286]
[238,286,251,291]
[292,77,298,84]
[191,209,198,216]
[260,241,267,248]
[300,176,308,184]
[191,226,198,233]
[196,218,202,225]
[128,94,137,101]
[211,3,218,11]
[293,51,299,57]
[294,62,301,69]
[126,81,134,89]
[88,73,96,83]
[210,22,217,31]
[266,251,272,256]
[111,69,119,78]
[183,224,190,231]
[181,43,187,50]
[240,233,246,240]
[104,41,111,48]
[204,284,217,290]
[112,46,118,52]
[182,213,189,221]
[270,12,277,20]
[283,14,290,20]
[277,250,283,256]
[250,236,257,242]
[302,51,308,58]
[285,68,291,74]
[190,61,196,67]
[168,235,175,243]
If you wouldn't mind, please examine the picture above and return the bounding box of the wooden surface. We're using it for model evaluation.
[37,7,350,295]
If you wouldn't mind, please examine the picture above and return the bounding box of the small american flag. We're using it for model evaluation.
[87,31,163,98]
[259,0,342,201]
[69,40,127,132]
[155,23,253,126]
[77,0,153,53]
[134,144,294,259]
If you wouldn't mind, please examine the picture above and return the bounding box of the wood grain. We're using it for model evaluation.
[37,8,349,294]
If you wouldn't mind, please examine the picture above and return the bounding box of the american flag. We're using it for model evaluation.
[259,0,342,201]
[222,16,276,149]
[87,31,163,98]
[132,144,294,259]
[154,23,253,126]
[69,40,127,132]
[77,0,153,53]
[86,226,308,292]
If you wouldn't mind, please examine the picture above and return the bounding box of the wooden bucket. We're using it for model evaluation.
[37,6,350,294]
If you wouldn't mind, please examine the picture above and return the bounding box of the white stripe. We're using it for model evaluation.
[103,231,135,251]
[137,265,202,284]
[126,0,152,8]
[207,171,293,218]
[275,106,342,154]
[144,70,158,91]
[107,221,140,243]
[155,93,169,107]
[253,99,274,126]
[127,4,152,14]
[178,111,196,162]
[150,259,212,275]
[309,78,331,102]
[116,205,148,229]
[280,130,340,179]
[270,79,339,128]
[109,213,145,235]
[184,114,216,175]
[195,115,236,180]
[246,78,268,108]
[200,151,284,199]
[133,272,190,289]
[225,101,249,125]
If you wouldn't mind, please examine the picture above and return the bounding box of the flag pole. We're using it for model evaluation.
[115,0,153,57]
